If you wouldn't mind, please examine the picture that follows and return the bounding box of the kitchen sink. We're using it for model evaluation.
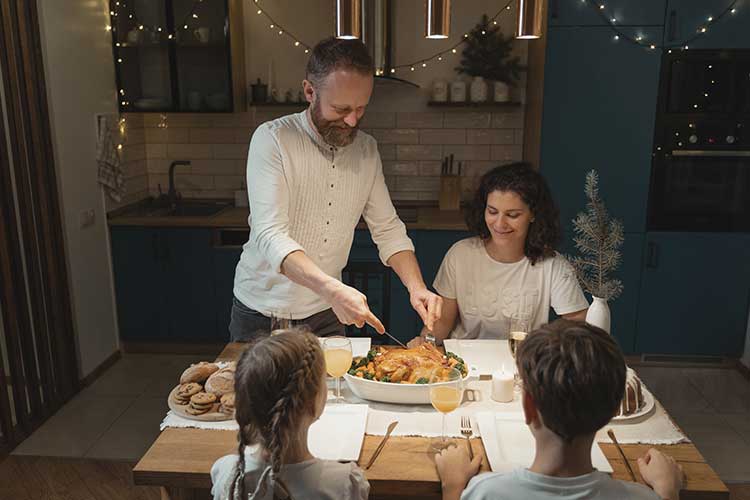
[114,199,233,218]
[164,200,232,217]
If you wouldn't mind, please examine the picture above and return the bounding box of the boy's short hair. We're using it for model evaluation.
[516,319,626,442]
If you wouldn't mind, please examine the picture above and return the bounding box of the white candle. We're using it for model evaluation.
[492,370,514,403]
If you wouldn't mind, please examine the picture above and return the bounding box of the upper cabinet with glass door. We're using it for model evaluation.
[109,0,245,113]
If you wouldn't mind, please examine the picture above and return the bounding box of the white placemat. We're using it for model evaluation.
[477,411,613,473]
[443,339,513,376]
[308,404,368,461]
[161,404,369,462]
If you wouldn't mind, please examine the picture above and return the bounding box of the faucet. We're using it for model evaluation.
[168,160,191,208]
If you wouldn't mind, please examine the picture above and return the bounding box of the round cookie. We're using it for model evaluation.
[219,392,235,414]
[190,391,217,406]
[176,382,202,399]
[185,405,211,415]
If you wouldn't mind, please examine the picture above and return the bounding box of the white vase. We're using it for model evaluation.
[586,296,611,334]
[493,81,510,102]
[450,80,466,102]
[470,76,488,103]
[432,80,448,102]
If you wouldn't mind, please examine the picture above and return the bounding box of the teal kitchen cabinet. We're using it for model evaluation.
[665,0,750,49]
[346,230,417,343]
[548,0,666,27]
[345,229,469,344]
[212,229,245,342]
[414,230,470,288]
[163,228,217,340]
[110,227,168,341]
[540,26,663,235]
[635,232,750,356]
[557,232,646,354]
[111,227,216,341]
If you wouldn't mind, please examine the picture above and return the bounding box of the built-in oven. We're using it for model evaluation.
[648,50,750,232]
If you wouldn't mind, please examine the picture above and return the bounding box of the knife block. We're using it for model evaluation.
[439,175,461,211]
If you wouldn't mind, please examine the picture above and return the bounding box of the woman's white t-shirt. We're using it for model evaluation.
[210,448,369,500]
[433,237,589,339]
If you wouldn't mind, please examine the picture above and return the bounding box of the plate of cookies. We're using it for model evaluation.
[168,361,236,421]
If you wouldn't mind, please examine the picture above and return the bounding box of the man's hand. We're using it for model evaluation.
[322,280,385,333]
[435,445,481,500]
[638,448,684,500]
[407,336,426,348]
[409,288,443,331]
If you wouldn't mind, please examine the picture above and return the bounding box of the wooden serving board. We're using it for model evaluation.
[167,386,234,422]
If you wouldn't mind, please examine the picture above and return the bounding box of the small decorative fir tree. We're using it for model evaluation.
[568,170,624,301]
[455,14,524,86]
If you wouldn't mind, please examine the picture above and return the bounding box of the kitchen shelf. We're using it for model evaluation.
[248,102,308,108]
[427,101,523,108]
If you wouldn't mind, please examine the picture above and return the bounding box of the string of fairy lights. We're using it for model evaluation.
[106,0,744,149]
[248,0,517,75]
[585,0,742,51]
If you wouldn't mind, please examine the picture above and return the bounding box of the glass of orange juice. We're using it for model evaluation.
[323,336,352,404]
[429,367,463,452]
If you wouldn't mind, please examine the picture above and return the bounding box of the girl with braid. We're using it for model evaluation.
[210,328,370,500]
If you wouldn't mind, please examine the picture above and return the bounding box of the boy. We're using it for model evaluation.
[436,320,683,500]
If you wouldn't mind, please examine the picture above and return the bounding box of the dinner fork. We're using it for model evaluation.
[460,416,474,460]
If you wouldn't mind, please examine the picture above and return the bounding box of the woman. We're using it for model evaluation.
[409,163,588,345]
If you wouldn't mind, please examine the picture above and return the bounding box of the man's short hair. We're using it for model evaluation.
[516,319,626,442]
[306,37,374,87]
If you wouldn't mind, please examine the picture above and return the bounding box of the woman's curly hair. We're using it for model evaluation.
[465,162,560,264]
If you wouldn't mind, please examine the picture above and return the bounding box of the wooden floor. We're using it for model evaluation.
[0,456,162,500]
[1,455,749,500]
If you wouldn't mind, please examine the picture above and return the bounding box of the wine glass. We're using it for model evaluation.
[429,367,464,452]
[509,316,530,392]
[270,313,292,334]
[323,336,352,404]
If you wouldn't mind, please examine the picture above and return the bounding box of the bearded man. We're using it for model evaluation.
[230,37,442,341]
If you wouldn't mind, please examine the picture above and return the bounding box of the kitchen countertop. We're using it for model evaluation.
[108,203,469,230]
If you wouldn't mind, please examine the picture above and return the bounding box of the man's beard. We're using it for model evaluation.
[310,99,359,147]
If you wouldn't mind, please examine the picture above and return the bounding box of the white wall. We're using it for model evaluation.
[244,0,527,111]
[36,0,120,378]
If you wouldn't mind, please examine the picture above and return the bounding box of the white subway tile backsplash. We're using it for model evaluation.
[360,112,396,129]
[467,129,514,145]
[443,112,491,129]
[397,112,443,129]
[166,143,212,159]
[491,112,524,129]
[383,161,419,176]
[136,105,525,205]
[146,143,167,159]
[419,161,442,176]
[190,127,234,144]
[371,129,419,145]
[190,159,238,175]
[443,145,490,161]
[396,176,440,192]
[419,129,466,145]
[490,145,523,162]
[397,144,443,160]
[213,143,249,160]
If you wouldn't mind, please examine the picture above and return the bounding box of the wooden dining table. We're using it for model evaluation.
[133,343,730,500]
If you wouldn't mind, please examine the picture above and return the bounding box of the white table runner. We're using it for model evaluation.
[163,377,688,446]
